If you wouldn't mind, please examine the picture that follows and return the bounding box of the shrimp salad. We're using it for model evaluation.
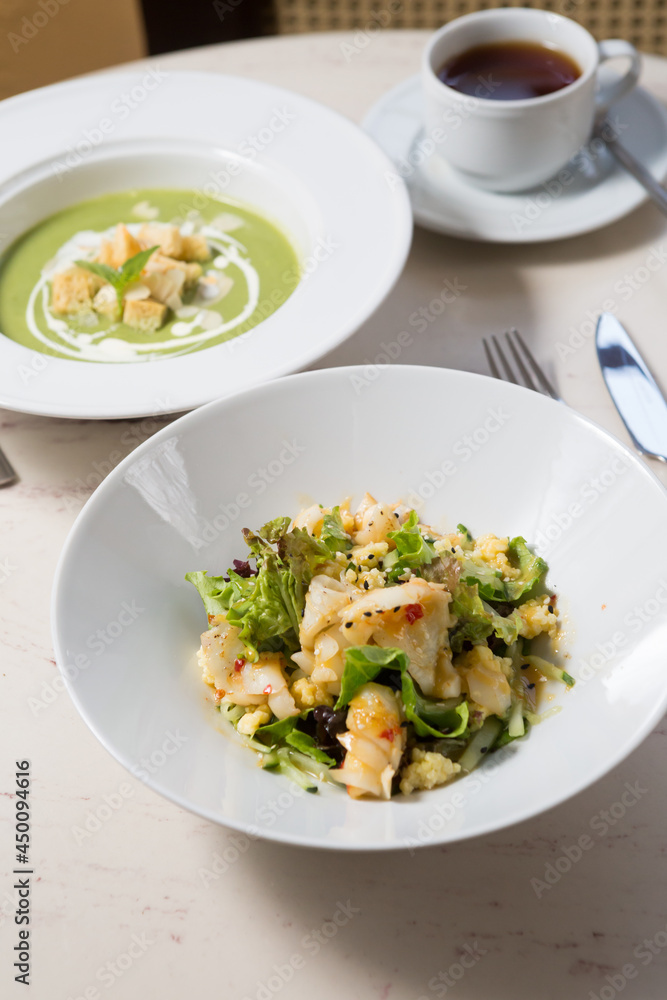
[187,495,573,799]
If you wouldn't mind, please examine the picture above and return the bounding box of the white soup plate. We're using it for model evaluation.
[0,71,411,418]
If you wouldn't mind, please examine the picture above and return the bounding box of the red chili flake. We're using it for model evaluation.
[234,658,246,673]
[263,684,273,695]
[214,688,225,703]
[405,603,424,624]
[380,728,396,741]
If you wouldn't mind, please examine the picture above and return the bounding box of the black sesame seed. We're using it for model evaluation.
[363,611,372,617]
[520,664,529,670]
[363,581,369,590]
[480,746,488,753]
[394,512,400,518]
[347,553,353,560]
[393,606,400,612]
[345,621,353,628]
[451,547,456,553]
[548,604,554,613]
[527,682,536,690]
[368,554,375,560]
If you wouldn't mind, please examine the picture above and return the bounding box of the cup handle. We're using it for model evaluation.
[595,39,641,115]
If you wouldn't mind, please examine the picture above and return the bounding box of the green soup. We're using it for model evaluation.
[0,188,300,363]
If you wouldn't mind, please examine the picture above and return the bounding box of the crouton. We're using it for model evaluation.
[180,235,210,262]
[143,253,202,289]
[51,267,102,315]
[96,239,115,267]
[112,224,142,267]
[92,284,118,318]
[138,223,183,259]
[122,297,167,332]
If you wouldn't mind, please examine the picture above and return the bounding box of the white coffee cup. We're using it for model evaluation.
[422,9,641,192]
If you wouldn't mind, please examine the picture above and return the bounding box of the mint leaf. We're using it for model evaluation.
[119,245,160,283]
[75,260,118,285]
[76,244,159,317]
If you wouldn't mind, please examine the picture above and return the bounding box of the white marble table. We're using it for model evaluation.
[2,30,667,1000]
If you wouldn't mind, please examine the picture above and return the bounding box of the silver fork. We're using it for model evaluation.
[483,329,561,401]
[0,447,17,487]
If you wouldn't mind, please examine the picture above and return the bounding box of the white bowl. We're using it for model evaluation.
[52,366,667,850]
[0,71,411,419]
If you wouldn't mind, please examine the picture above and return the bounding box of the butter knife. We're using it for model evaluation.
[596,312,667,462]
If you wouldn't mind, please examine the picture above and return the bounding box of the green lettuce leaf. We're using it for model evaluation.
[457,536,547,604]
[336,645,469,738]
[242,516,292,557]
[450,581,522,652]
[185,570,253,617]
[226,552,300,657]
[504,537,548,602]
[255,716,299,744]
[400,672,469,738]
[336,645,404,706]
[285,730,336,765]
[383,510,437,581]
[277,527,330,599]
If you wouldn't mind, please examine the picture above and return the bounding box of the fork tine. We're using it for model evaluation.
[505,331,538,392]
[490,333,519,386]
[511,329,560,400]
[482,338,502,380]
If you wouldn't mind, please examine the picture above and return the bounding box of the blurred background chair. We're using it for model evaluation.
[0,0,146,100]
[269,0,667,55]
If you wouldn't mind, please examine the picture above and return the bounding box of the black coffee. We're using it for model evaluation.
[438,40,581,101]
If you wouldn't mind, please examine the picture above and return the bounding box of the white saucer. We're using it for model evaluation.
[363,75,667,243]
